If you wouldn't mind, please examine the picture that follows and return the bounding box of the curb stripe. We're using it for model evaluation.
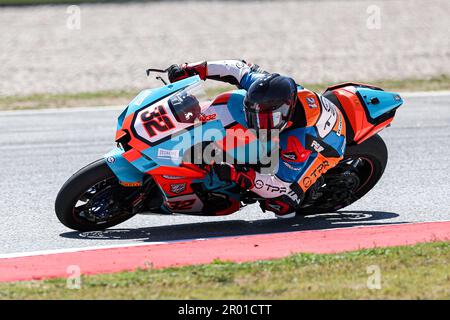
[1,221,449,283]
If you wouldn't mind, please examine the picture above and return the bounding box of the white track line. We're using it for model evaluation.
[1,91,450,116]
[0,105,124,116]
[401,91,450,97]
[0,238,216,259]
[0,242,168,259]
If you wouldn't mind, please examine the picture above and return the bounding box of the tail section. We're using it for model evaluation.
[323,82,403,144]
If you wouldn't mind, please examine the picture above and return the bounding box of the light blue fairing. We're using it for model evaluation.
[356,88,403,119]
[105,76,203,184]
[103,75,277,192]
[104,147,145,184]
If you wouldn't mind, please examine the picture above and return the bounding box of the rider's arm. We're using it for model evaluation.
[205,60,267,89]
[168,60,268,90]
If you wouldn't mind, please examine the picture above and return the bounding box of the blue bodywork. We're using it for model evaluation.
[103,76,256,192]
[103,77,403,208]
[356,88,403,120]
[104,76,206,185]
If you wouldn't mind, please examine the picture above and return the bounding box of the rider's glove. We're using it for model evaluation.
[168,62,207,83]
[213,163,256,190]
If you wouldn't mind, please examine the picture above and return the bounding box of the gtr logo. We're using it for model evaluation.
[140,105,175,137]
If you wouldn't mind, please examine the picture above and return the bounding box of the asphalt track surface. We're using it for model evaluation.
[0,92,449,255]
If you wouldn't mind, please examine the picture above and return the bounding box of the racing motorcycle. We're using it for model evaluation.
[55,68,403,231]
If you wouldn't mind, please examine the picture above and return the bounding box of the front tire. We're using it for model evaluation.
[55,159,138,231]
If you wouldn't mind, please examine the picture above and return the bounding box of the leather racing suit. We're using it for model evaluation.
[171,60,346,218]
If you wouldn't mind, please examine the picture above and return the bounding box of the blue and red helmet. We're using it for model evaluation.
[244,73,297,131]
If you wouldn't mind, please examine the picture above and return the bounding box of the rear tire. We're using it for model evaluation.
[297,134,388,214]
[55,159,137,231]
[344,134,388,198]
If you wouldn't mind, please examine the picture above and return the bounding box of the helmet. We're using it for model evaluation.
[244,73,297,131]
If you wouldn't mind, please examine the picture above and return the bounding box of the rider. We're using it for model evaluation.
[167,60,346,218]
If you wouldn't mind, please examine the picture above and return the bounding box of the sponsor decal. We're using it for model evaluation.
[303,176,312,188]
[317,97,338,138]
[162,175,186,180]
[199,113,217,122]
[282,152,297,161]
[261,183,288,194]
[306,96,318,108]
[170,183,186,194]
[167,199,196,211]
[119,181,142,187]
[106,156,115,164]
[301,160,330,188]
[254,179,290,194]
[336,116,343,137]
[283,161,302,171]
[311,140,325,153]
[184,112,194,121]
[157,148,180,160]
[255,179,264,189]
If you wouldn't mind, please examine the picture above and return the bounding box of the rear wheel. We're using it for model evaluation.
[297,134,388,214]
[55,159,140,231]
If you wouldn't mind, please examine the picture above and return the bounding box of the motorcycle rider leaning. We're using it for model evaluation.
[167,60,346,218]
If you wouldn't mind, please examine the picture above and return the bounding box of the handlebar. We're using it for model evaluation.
[146,67,171,85]
[146,67,170,77]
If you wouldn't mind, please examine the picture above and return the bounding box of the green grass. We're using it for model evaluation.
[0,0,146,6]
[1,241,449,299]
[1,74,449,111]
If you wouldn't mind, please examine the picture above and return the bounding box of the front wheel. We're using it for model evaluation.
[297,134,388,214]
[55,159,140,231]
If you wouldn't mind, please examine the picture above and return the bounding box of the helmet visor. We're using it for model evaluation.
[245,102,291,130]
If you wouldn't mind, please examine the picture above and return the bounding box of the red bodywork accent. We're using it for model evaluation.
[119,113,152,151]
[331,87,394,144]
[152,175,195,197]
[215,123,258,152]
[115,129,128,142]
[148,165,207,179]
[210,91,232,106]
[122,149,142,163]
[326,82,383,92]
[214,199,240,216]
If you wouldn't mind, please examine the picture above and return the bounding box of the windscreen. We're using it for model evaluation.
[168,82,208,124]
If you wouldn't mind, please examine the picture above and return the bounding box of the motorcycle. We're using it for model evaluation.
[55,68,403,231]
